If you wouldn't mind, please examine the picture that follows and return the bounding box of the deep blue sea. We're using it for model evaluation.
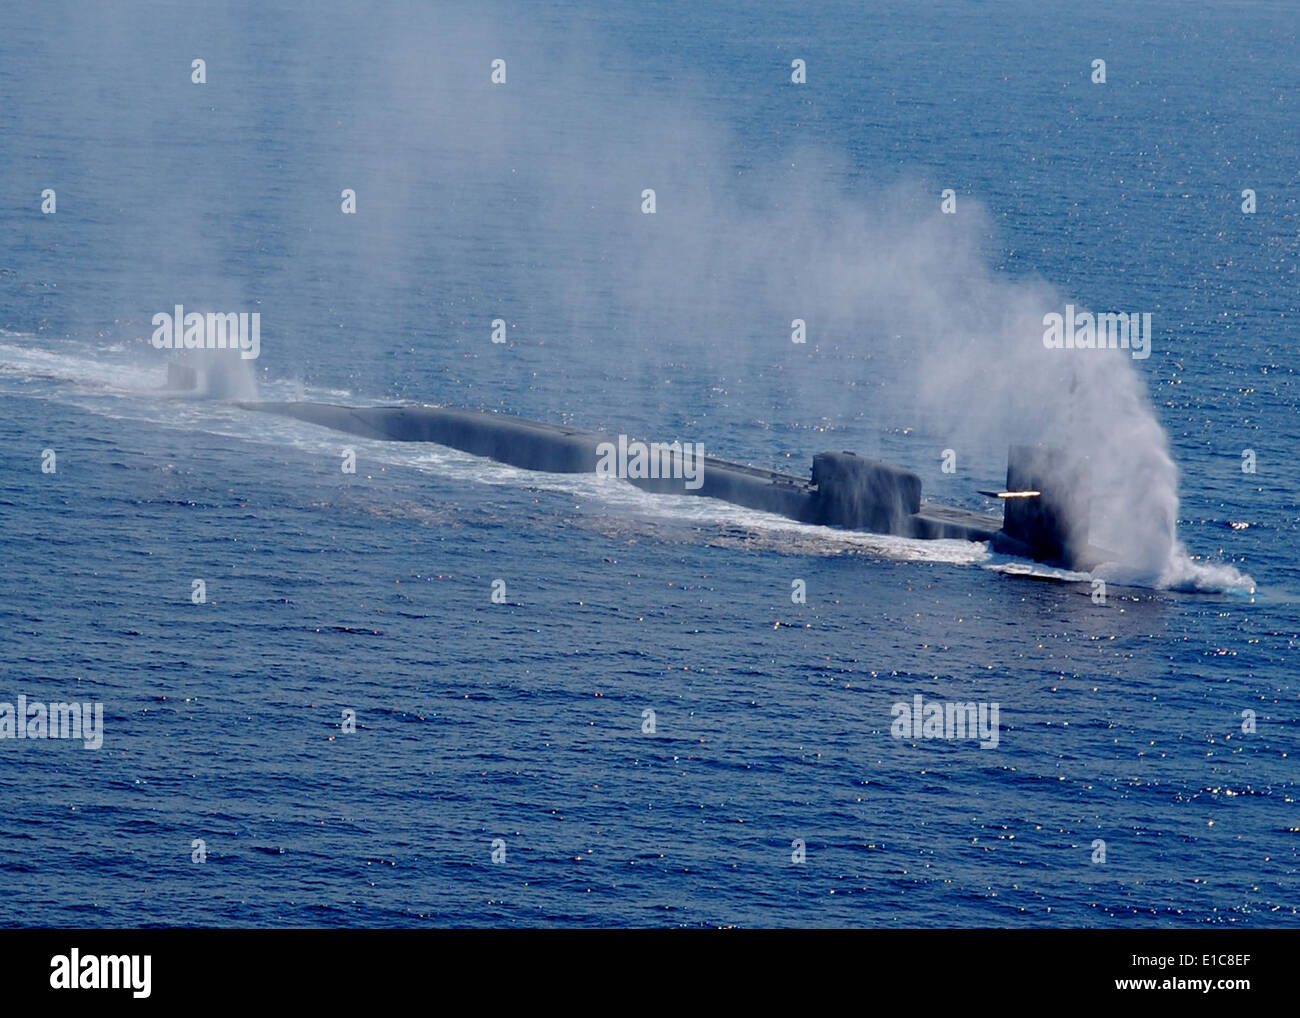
[1,0,1297,927]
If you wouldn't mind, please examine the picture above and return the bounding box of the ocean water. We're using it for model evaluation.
[0,0,1296,927]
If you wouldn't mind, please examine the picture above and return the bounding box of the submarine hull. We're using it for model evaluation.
[239,401,1089,568]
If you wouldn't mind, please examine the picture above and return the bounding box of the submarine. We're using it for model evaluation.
[187,385,1100,573]
[165,360,1098,570]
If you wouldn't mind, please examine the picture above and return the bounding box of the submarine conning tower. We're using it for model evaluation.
[997,444,1091,567]
[810,452,922,531]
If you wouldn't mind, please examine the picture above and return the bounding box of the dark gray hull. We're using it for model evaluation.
[239,401,1095,570]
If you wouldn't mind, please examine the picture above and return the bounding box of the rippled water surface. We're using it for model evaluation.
[0,0,1296,926]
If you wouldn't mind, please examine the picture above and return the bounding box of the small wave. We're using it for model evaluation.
[983,560,1090,583]
[1158,549,1256,596]
[1092,547,1256,596]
